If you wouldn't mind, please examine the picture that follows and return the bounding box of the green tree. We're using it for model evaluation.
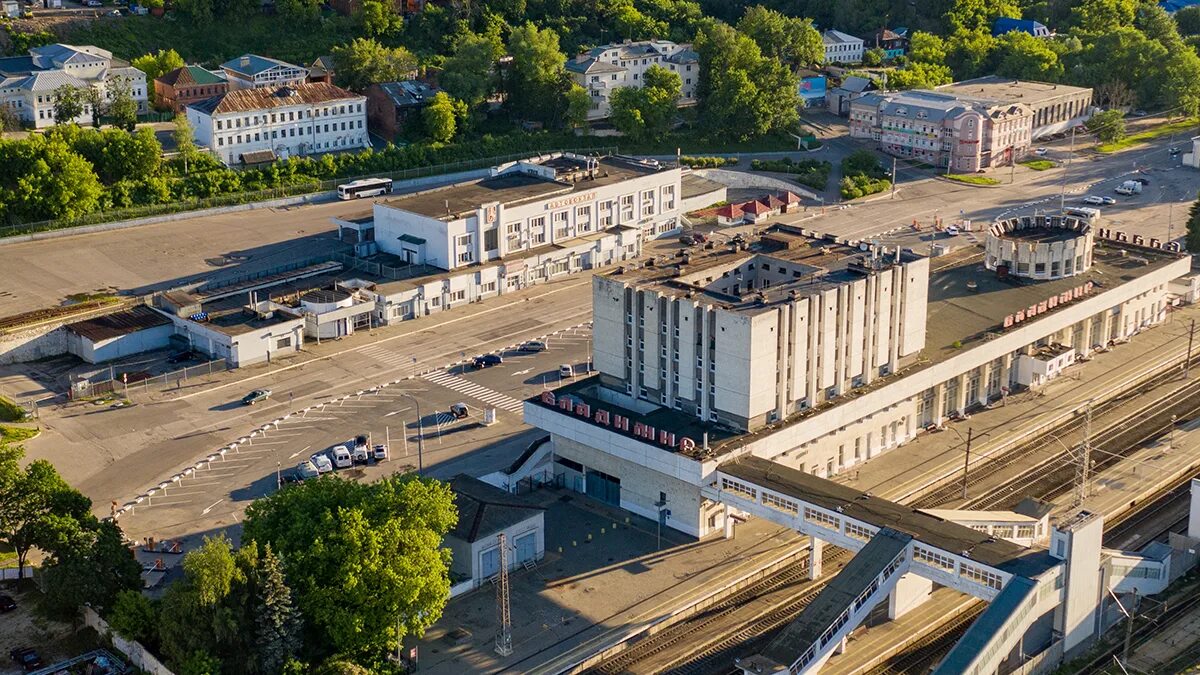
[360,0,403,38]
[1136,3,1185,50]
[255,545,303,675]
[423,91,458,142]
[82,86,103,129]
[131,49,185,107]
[331,38,418,92]
[1186,194,1200,253]
[174,115,199,175]
[506,22,568,123]
[174,0,213,22]
[946,0,1019,33]
[40,520,142,616]
[440,33,502,108]
[0,135,103,221]
[861,47,885,67]
[736,5,823,68]
[907,31,947,64]
[108,590,159,646]
[1072,0,1137,32]
[944,28,996,80]
[565,82,591,129]
[1065,27,1166,107]
[1161,50,1200,118]
[609,65,681,141]
[275,0,320,21]
[0,444,92,578]
[1085,108,1126,143]
[52,85,84,126]
[695,22,798,140]
[0,106,19,132]
[1177,6,1200,36]
[609,0,668,39]
[992,31,1063,82]
[242,474,457,657]
[887,61,954,89]
[108,75,139,132]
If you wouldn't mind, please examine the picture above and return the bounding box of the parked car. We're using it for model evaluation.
[331,445,352,469]
[1133,176,1150,185]
[241,389,271,405]
[10,648,42,672]
[1170,147,1182,156]
[450,402,469,419]
[106,8,121,15]
[1034,147,1048,156]
[1100,196,1116,205]
[729,233,747,246]
[678,234,695,246]
[373,443,389,461]
[310,453,333,473]
[282,461,319,484]
[559,364,575,379]
[352,435,370,464]
[85,0,101,6]
[519,340,548,352]
[1083,195,1106,205]
[692,232,709,243]
[0,594,15,612]
[472,354,503,368]
[167,350,198,364]
[1131,109,1148,117]
[944,225,960,236]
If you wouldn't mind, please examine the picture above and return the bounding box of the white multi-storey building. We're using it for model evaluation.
[0,43,148,128]
[822,30,864,64]
[186,82,368,165]
[219,54,308,91]
[566,40,699,121]
[371,153,683,270]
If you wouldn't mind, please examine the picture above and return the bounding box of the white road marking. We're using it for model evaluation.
[288,445,312,459]
[422,370,525,413]
[512,368,533,376]
[384,407,412,417]
[201,499,224,515]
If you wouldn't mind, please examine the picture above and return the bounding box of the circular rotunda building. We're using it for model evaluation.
[984,214,1094,280]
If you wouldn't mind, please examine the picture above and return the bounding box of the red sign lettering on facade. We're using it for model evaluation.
[1004,281,1097,330]
[538,390,697,451]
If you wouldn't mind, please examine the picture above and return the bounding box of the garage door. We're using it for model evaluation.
[514,532,536,565]
[480,546,499,579]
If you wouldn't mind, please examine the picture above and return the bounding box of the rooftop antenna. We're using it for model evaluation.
[494,533,513,657]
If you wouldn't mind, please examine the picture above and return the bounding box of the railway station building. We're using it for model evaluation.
[523,219,1190,539]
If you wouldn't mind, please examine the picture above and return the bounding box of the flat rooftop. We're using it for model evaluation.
[681,173,725,199]
[723,455,1055,576]
[605,228,923,314]
[200,296,301,335]
[65,305,171,342]
[937,76,1091,105]
[380,155,667,221]
[992,226,1084,244]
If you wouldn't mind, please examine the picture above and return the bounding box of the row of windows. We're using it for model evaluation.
[214,120,364,146]
[216,103,362,130]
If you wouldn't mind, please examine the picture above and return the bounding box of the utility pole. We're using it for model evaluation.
[1122,595,1139,668]
[960,427,974,500]
[890,156,897,199]
[1187,319,1196,379]
[495,533,513,657]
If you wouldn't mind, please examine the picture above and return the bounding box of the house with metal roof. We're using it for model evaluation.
[992,17,1053,37]
[185,81,367,165]
[154,65,227,113]
[445,474,545,596]
[0,43,147,128]
[364,79,439,141]
[566,39,698,121]
[219,54,308,91]
[822,30,864,64]
[64,306,173,364]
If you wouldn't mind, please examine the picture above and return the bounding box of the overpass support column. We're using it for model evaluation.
[887,573,933,620]
[809,538,824,581]
[999,354,1013,396]
[954,373,968,414]
[1080,317,1094,357]
[978,362,992,407]
[723,504,735,539]
[1101,309,1114,345]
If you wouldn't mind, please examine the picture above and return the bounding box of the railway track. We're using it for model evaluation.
[585,358,1200,675]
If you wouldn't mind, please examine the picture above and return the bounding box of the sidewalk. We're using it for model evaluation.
[839,305,1200,503]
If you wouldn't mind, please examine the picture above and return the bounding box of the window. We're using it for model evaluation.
[641,189,655,216]
[450,290,466,301]
[276,337,292,349]
[484,228,499,251]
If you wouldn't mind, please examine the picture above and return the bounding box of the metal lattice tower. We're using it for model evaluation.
[1074,400,1093,507]
[495,532,513,656]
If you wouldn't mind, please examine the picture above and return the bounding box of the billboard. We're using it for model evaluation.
[798,75,827,105]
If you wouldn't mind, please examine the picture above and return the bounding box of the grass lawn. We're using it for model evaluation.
[0,396,27,423]
[1020,159,1056,171]
[0,425,38,444]
[944,173,1001,186]
[1096,117,1199,153]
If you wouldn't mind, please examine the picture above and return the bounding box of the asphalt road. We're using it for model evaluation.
[113,324,595,542]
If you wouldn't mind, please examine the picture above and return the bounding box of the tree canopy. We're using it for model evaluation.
[736,5,823,68]
[610,65,682,141]
[331,38,418,92]
[694,21,798,140]
[242,474,456,657]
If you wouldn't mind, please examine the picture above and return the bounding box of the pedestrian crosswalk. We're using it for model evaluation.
[359,344,414,370]
[422,370,525,413]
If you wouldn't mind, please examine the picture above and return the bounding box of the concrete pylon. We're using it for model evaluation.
[810,538,824,580]
[887,573,932,620]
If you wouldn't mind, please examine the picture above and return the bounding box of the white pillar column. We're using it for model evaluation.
[888,573,933,620]
[809,537,824,581]
[724,503,735,539]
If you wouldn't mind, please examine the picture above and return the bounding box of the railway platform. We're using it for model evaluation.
[405,488,803,675]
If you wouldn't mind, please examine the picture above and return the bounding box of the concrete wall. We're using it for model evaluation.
[68,323,174,364]
[82,606,175,675]
[693,168,818,200]
[0,324,69,365]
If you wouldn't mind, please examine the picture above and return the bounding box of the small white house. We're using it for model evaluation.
[445,475,545,596]
[823,30,864,64]
[64,306,173,364]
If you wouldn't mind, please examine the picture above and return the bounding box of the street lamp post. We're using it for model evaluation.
[399,392,425,474]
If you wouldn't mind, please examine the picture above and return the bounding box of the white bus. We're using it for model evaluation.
[337,177,393,200]
[1063,206,1100,223]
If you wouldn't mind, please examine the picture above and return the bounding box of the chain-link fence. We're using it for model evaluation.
[69,358,230,400]
[0,146,619,239]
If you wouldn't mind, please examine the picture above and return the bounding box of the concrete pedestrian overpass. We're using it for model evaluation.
[703,456,1162,675]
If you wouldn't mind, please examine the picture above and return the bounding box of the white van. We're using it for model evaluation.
[331,445,353,469]
[559,364,574,379]
[945,225,960,236]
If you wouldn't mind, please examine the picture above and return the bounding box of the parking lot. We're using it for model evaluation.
[113,323,595,543]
